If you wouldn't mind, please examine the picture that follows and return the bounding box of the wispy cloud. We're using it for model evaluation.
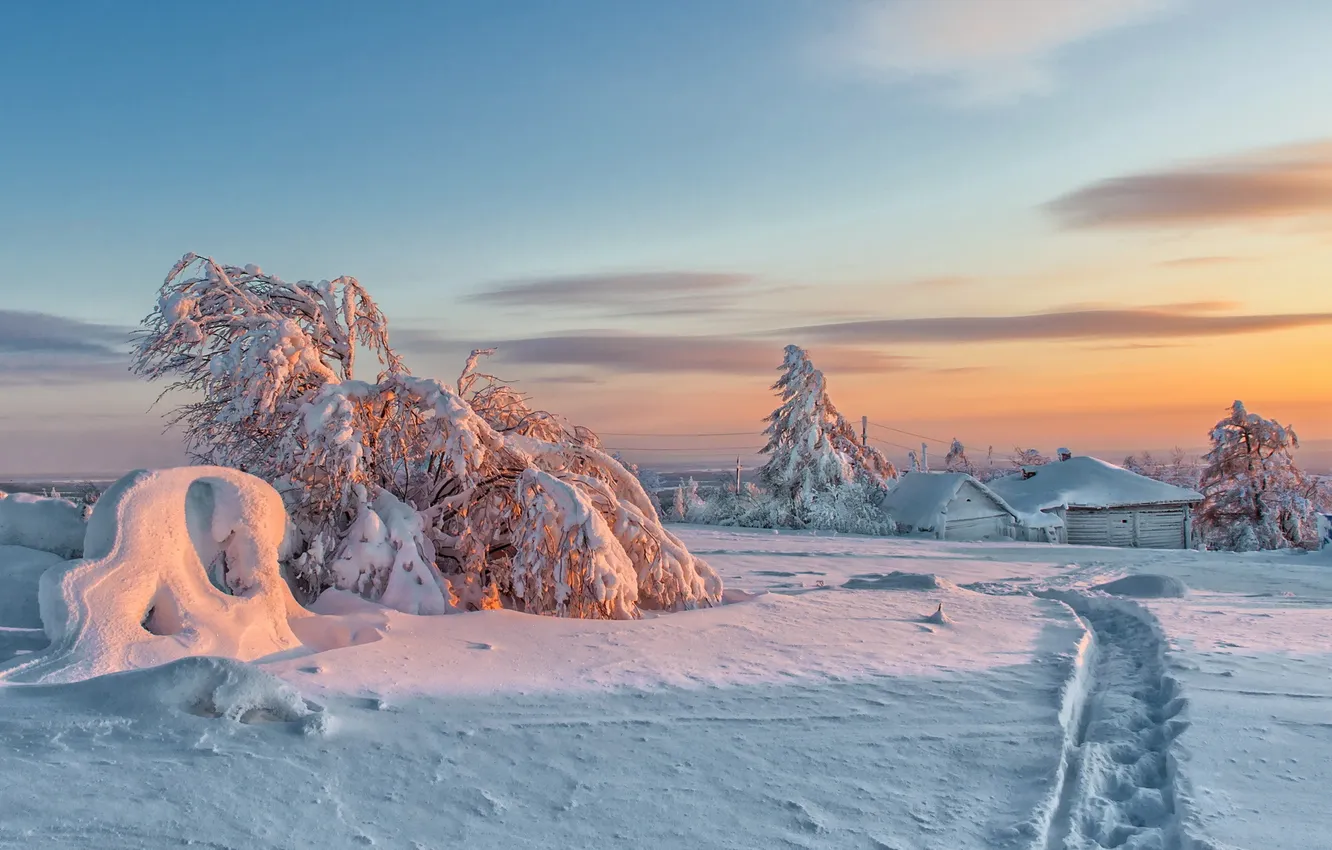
[493,334,911,376]
[0,311,127,356]
[465,272,758,318]
[786,305,1332,345]
[899,275,979,291]
[406,330,911,376]
[1081,342,1183,351]
[1048,140,1332,228]
[0,311,134,385]
[1157,255,1250,267]
[821,0,1178,105]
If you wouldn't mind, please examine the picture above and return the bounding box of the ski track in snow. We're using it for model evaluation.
[1034,593,1191,850]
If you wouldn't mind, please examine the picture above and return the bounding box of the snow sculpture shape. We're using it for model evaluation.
[0,467,307,685]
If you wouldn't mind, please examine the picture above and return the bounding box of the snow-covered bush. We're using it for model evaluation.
[805,481,895,535]
[132,254,720,619]
[1196,401,1316,551]
[0,492,88,558]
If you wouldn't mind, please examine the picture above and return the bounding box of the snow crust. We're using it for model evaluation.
[0,492,86,559]
[990,455,1203,514]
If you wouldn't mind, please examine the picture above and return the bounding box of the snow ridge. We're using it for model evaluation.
[1036,592,1192,850]
[1027,623,1096,848]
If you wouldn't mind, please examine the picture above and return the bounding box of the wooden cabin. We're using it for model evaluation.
[989,456,1202,549]
[881,472,1019,542]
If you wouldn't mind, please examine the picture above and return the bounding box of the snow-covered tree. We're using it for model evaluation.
[1124,447,1200,490]
[133,253,721,618]
[1197,401,1316,551]
[1011,447,1049,469]
[943,438,975,475]
[636,467,664,494]
[671,485,688,522]
[757,345,895,527]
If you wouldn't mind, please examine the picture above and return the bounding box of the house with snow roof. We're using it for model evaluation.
[880,471,1020,542]
[989,455,1203,549]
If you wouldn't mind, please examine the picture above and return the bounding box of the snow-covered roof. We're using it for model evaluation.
[988,456,1202,515]
[881,472,1019,531]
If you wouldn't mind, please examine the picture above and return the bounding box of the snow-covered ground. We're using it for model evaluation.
[1,528,1329,849]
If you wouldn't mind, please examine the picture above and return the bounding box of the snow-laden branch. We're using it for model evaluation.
[131,254,722,619]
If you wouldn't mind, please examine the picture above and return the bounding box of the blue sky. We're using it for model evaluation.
[3,0,1331,475]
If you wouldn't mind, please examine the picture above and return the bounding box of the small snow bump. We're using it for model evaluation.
[1092,574,1188,599]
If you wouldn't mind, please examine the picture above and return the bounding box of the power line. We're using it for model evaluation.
[606,446,765,453]
[600,430,759,438]
[867,421,949,445]
[866,436,918,453]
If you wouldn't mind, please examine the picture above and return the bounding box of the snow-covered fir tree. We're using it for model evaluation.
[132,253,721,618]
[1197,401,1316,551]
[753,345,894,530]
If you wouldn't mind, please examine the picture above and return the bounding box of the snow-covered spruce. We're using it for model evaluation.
[683,344,896,533]
[131,254,720,619]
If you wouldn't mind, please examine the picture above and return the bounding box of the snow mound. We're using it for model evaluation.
[0,545,63,629]
[843,571,956,591]
[331,489,454,615]
[0,492,87,559]
[923,603,953,625]
[0,467,308,685]
[1092,574,1188,599]
[20,655,326,733]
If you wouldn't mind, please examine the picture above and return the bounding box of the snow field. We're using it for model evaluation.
[2,524,1330,848]
[0,524,1092,849]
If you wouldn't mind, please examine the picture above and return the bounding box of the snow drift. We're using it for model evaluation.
[0,492,87,559]
[0,467,308,685]
[1092,574,1188,599]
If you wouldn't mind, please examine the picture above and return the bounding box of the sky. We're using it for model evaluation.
[2,0,1331,476]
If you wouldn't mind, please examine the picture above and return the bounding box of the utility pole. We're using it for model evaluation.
[861,415,868,446]
[735,457,742,494]
[921,442,930,472]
